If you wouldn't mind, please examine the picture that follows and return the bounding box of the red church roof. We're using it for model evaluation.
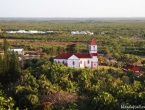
[54,52,72,59]
[74,53,92,58]
[54,53,93,59]
[91,53,98,56]
[90,38,96,45]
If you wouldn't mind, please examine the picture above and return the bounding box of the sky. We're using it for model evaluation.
[0,0,145,18]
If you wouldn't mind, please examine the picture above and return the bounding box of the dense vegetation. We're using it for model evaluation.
[0,18,145,109]
[1,18,145,56]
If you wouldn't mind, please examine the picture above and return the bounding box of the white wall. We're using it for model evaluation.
[67,55,79,68]
[54,55,98,68]
[67,59,80,68]
[79,58,92,68]
[92,56,98,68]
[89,45,97,53]
[54,59,67,64]
[9,49,24,55]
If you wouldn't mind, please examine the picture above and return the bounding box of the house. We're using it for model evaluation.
[100,31,108,35]
[54,38,98,68]
[122,65,144,75]
[8,48,24,55]
[71,31,93,35]
[79,31,87,35]
[6,30,17,33]
[17,30,27,33]
[22,50,42,60]
[28,30,39,34]
[86,31,94,35]
[71,31,79,35]
[23,54,40,60]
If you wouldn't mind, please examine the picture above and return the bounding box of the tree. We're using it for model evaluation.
[0,55,3,74]
[3,38,9,53]
[90,92,119,110]
[0,51,20,83]
[57,46,65,54]
[66,44,78,53]
[19,94,39,109]
[0,90,16,110]
[98,56,105,65]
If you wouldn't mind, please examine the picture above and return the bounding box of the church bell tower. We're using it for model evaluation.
[89,38,97,54]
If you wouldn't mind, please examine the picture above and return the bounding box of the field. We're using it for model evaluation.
[98,65,118,70]
[0,38,24,42]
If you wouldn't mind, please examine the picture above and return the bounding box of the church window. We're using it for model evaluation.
[94,46,95,49]
[72,61,75,65]
[80,60,82,64]
[88,60,90,64]
[62,61,65,64]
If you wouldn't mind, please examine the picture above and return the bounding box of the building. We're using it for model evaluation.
[8,48,24,56]
[54,38,98,68]
[122,65,144,75]
[71,31,94,35]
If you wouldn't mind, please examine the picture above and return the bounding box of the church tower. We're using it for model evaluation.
[89,38,97,54]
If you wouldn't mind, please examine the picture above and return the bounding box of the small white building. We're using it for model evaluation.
[6,30,18,33]
[17,30,27,33]
[28,30,39,34]
[54,38,98,68]
[79,31,87,35]
[8,48,24,55]
[71,31,93,35]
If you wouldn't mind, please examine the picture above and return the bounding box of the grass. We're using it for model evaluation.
[98,65,118,70]
[0,38,26,42]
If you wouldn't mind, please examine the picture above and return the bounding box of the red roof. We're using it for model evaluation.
[123,65,140,72]
[91,53,98,56]
[90,38,96,45]
[54,53,93,59]
[54,52,72,59]
[74,53,92,58]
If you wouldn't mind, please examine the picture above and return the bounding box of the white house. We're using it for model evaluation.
[54,38,98,68]
[6,31,17,34]
[71,31,94,35]
[8,48,24,55]
[79,31,87,35]
[17,30,27,33]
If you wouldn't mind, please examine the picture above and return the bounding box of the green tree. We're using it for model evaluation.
[0,51,20,83]
[90,92,119,110]
[66,44,78,53]
[3,38,9,53]
[0,90,16,110]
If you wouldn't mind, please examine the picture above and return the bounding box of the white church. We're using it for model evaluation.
[54,38,98,68]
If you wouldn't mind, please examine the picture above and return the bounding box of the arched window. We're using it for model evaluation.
[88,60,90,64]
[94,46,95,49]
[72,61,75,65]
[62,61,65,64]
[80,60,82,64]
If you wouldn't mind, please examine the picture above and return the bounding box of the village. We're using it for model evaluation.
[0,38,144,76]
[1,18,145,109]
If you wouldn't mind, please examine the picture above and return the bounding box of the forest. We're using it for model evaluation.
[0,18,145,110]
